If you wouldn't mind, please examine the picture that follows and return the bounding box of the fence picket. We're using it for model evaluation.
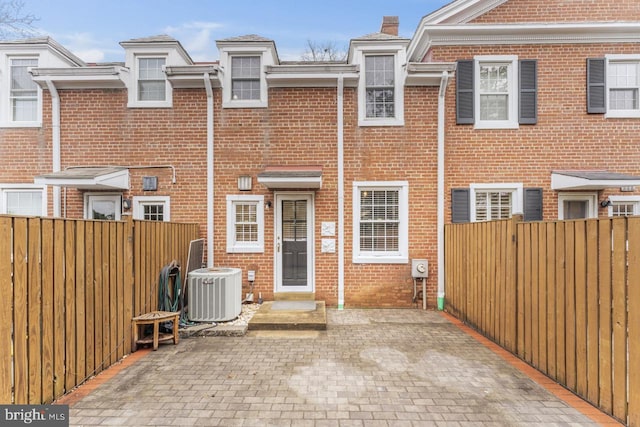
[65,220,76,392]
[585,220,599,406]
[598,219,613,414]
[628,217,640,427]
[574,220,587,398]
[40,220,54,403]
[0,218,12,403]
[545,222,556,381]
[75,221,86,386]
[52,220,65,400]
[101,222,110,371]
[611,218,627,420]
[537,223,547,374]
[27,218,42,404]
[13,218,28,404]
[84,223,95,379]
[531,223,539,368]
[93,223,103,375]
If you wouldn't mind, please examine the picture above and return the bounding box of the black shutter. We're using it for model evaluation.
[587,58,606,114]
[456,60,474,124]
[523,188,543,221]
[519,60,537,124]
[451,188,470,223]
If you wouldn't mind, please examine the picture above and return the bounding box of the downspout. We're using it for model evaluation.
[337,75,345,310]
[204,73,215,267]
[437,71,450,310]
[45,79,61,217]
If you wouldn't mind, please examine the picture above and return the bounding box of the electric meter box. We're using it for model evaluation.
[411,259,428,278]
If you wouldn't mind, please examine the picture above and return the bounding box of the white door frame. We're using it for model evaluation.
[84,193,122,220]
[274,192,315,293]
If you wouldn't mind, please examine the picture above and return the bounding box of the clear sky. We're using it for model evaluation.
[22,0,451,63]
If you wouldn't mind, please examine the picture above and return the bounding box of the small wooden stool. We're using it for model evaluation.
[132,311,180,351]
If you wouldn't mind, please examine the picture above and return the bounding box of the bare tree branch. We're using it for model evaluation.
[0,0,39,39]
[301,39,347,62]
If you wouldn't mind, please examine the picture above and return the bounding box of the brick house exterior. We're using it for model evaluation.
[1,0,639,309]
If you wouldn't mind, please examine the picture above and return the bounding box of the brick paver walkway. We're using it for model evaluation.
[67,309,614,426]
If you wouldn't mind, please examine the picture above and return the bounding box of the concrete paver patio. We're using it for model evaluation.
[66,309,616,426]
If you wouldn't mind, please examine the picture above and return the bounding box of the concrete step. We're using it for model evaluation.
[248,301,326,331]
[274,292,315,301]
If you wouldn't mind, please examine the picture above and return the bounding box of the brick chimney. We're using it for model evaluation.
[380,16,399,36]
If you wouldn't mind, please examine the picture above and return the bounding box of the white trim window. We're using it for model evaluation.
[128,55,171,108]
[0,185,46,216]
[365,55,395,119]
[231,56,261,101]
[558,192,598,220]
[9,57,40,124]
[608,196,640,217]
[221,50,270,109]
[353,181,408,264]
[475,56,518,129]
[356,45,406,127]
[226,195,264,253]
[84,193,122,221]
[470,183,523,222]
[138,57,166,101]
[607,55,640,118]
[132,196,170,221]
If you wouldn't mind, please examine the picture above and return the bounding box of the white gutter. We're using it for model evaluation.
[437,71,450,311]
[204,73,214,267]
[337,75,345,310]
[45,79,61,217]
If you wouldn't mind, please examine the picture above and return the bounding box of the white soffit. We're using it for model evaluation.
[551,171,640,190]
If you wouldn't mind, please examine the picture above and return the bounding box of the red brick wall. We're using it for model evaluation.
[471,0,640,23]
[209,85,440,308]
[431,43,640,222]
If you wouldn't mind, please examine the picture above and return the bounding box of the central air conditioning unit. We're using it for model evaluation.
[187,267,242,322]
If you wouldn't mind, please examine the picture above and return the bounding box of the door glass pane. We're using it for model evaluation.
[92,200,116,220]
[282,200,306,241]
[564,200,588,219]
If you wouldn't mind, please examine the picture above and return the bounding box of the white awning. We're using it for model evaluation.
[257,166,322,189]
[551,171,640,190]
[34,167,130,190]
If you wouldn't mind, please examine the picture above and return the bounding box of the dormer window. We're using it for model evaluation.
[217,37,276,109]
[355,45,406,127]
[138,57,166,101]
[9,57,39,123]
[231,56,260,100]
[365,55,395,118]
[221,51,269,108]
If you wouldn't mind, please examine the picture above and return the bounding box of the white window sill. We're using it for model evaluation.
[358,118,404,127]
[353,254,408,264]
[227,245,264,254]
[605,110,640,119]
[127,100,172,108]
[474,120,519,130]
[0,121,42,128]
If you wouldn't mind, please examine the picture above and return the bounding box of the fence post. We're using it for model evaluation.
[505,214,522,353]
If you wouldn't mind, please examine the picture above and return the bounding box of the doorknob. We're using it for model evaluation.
[277,242,280,252]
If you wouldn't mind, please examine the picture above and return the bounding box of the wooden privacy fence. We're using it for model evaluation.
[0,215,199,405]
[445,215,640,425]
